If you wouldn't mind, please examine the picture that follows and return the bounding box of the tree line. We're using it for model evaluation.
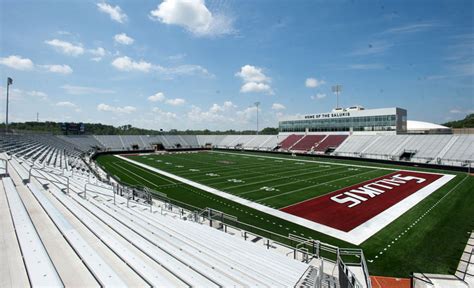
[0,121,279,135]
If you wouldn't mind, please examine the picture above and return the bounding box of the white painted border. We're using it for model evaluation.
[115,154,455,245]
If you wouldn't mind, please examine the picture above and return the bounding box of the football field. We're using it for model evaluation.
[96,150,474,277]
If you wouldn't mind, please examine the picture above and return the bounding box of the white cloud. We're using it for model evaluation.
[271,103,286,110]
[236,106,260,122]
[45,39,84,56]
[305,77,325,88]
[111,56,212,77]
[111,56,153,72]
[152,107,177,120]
[187,101,239,123]
[240,82,273,94]
[97,2,127,23]
[97,103,136,114]
[449,109,463,114]
[61,85,115,95]
[41,64,73,74]
[89,47,106,57]
[114,33,134,45]
[236,65,270,83]
[0,87,48,101]
[311,93,327,100]
[148,92,166,102]
[149,0,234,37]
[0,55,34,70]
[235,65,273,94]
[384,22,439,34]
[187,105,229,123]
[165,98,186,106]
[89,47,107,61]
[156,64,213,78]
[209,101,236,113]
[186,102,262,128]
[56,101,77,108]
[27,91,48,100]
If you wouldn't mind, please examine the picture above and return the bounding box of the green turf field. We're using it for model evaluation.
[96,150,474,277]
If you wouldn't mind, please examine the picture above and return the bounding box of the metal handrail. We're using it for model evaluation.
[28,166,70,194]
[0,158,8,176]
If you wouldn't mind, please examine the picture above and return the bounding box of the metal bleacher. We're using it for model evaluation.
[334,134,474,167]
[1,134,329,287]
[2,177,63,287]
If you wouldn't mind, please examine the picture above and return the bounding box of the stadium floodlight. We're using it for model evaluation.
[5,77,13,133]
[331,84,343,109]
[255,102,260,135]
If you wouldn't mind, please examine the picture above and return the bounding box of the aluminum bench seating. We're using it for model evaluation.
[46,182,182,287]
[27,182,127,286]
[110,196,307,286]
[81,193,242,286]
[69,190,220,287]
[2,177,63,287]
[0,178,32,287]
[96,197,281,287]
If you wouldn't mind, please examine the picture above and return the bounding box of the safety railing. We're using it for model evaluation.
[28,166,70,194]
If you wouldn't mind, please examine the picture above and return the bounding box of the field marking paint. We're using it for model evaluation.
[116,161,176,185]
[210,151,449,174]
[172,152,349,190]
[235,167,371,197]
[250,169,379,201]
[368,174,468,263]
[195,158,323,183]
[222,165,345,191]
[171,154,274,176]
[112,163,168,188]
[116,155,455,245]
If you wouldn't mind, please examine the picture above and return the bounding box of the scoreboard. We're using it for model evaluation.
[60,122,85,134]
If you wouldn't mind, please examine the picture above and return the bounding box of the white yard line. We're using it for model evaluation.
[210,151,450,175]
[239,168,376,199]
[196,160,326,184]
[115,154,456,245]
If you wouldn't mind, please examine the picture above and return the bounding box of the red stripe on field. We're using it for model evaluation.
[281,171,443,232]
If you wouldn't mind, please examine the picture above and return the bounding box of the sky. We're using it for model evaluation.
[0,0,473,131]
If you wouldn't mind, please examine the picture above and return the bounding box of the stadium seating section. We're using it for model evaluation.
[0,134,314,287]
[2,133,472,167]
[279,134,304,150]
[1,132,472,287]
[291,135,326,151]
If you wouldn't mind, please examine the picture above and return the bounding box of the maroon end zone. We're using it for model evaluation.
[281,171,443,232]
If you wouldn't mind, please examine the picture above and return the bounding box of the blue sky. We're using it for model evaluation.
[0,0,472,131]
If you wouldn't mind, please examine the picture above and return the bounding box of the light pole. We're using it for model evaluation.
[5,77,13,134]
[331,84,342,109]
[255,102,260,135]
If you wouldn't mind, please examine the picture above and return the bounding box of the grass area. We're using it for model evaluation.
[96,150,474,277]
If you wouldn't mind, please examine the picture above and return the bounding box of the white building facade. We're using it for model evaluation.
[279,107,407,135]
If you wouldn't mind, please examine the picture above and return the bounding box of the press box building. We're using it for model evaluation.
[279,106,408,135]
